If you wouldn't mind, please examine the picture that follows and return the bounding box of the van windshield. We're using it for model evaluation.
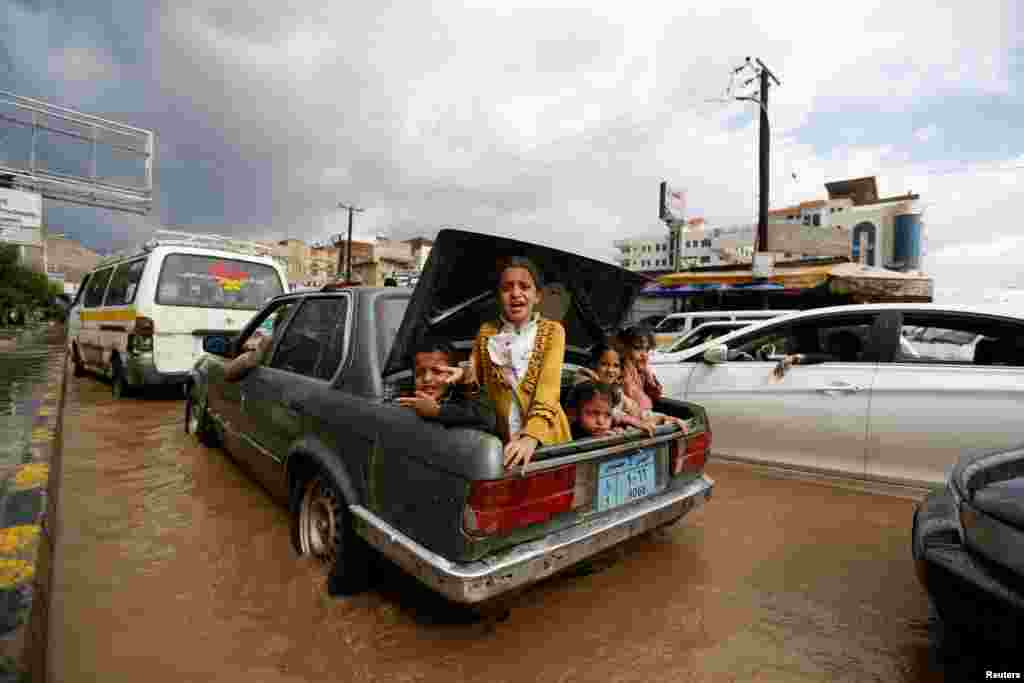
[156,253,284,310]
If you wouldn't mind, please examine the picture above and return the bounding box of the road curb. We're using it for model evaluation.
[0,328,66,682]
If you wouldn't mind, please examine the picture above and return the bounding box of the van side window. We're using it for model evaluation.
[72,273,91,307]
[84,268,114,308]
[104,259,147,306]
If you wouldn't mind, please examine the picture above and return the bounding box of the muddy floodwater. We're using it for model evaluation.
[49,372,1014,682]
[0,324,58,471]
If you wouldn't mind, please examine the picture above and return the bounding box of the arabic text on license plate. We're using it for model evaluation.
[597,448,657,512]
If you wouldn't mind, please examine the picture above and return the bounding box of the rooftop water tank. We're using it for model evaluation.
[893,213,923,271]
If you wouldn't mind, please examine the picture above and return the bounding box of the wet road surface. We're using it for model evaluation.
[0,324,59,471]
[50,371,1013,682]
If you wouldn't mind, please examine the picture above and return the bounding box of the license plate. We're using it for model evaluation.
[597,448,657,512]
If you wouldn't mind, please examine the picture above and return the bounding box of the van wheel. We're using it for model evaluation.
[298,471,371,596]
[187,389,218,447]
[111,359,131,399]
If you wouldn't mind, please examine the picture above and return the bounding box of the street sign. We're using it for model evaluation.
[0,187,43,246]
[0,90,155,215]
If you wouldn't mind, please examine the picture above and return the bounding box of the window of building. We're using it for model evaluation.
[803,215,811,226]
[812,214,821,227]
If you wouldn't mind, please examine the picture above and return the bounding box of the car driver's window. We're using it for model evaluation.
[732,327,795,361]
[270,298,348,379]
[237,300,296,359]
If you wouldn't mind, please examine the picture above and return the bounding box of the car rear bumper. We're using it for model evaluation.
[124,354,191,386]
[350,474,714,604]
[912,488,1024,645]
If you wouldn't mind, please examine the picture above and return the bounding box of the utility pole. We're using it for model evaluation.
[336,202,364,282]
[733,57,781,257]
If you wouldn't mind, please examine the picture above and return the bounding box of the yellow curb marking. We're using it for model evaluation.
[0,560,34,588]
[14,464,48,491]
[0,526,40,555]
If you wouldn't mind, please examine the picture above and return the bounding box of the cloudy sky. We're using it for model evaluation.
[3,0,1023,300]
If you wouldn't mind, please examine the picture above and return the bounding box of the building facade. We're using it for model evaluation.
[766,177,922,270]
[613,235,674,273]
[403,237,433,270]
[43,234,101,292]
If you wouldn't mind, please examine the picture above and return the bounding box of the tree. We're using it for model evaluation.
[0,245,59,317]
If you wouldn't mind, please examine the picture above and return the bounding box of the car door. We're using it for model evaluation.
[208,297,301,466]
[867,310,1024,485]
[683,312,880,475]
[237,294,351,501]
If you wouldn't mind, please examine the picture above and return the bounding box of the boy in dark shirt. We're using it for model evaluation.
[565,381,623,440]
[398,339,497,433]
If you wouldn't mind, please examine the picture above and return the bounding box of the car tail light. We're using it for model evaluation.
[131,316,155,353]
[464,465,580,537]
[671,430,711,475]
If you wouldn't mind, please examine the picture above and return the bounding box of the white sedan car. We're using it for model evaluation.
[651,304,1024,486]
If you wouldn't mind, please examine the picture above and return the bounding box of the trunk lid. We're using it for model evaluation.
[383,229,651,377]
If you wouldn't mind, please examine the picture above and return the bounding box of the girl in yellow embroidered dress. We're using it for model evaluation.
[449,257,571,469]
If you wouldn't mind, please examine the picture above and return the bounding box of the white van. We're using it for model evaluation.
[67,231,288,397]
[652,309,799,347]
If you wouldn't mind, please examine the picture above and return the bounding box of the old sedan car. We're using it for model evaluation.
[913,444,1024,649]
[187,229,714,604]
[651,303,1024,486]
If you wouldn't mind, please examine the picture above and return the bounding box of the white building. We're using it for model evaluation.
[767,177,923,270]
[613,234,674,272]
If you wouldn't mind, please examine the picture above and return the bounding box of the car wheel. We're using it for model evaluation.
[111,359,130,399]
[298,472,371,596]
[187,388,218,447]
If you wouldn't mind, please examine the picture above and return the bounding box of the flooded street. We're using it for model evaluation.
[49,372,1007,682]
[0,324,61,471]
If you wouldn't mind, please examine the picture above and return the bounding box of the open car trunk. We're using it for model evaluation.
[382,229,650,377]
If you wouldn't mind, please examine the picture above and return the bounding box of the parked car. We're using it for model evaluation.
[913,443,1024,649]
[635,314,667,330]
[652,309,797,348]
[187,229,714,604]
[651,304,1024,486]
[654,321,754,355]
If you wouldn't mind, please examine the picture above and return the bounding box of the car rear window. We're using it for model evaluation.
[376,296,410,368]
[156,253,284,310]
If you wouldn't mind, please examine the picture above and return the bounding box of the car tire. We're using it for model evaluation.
[111,358,131,399]
[187,388,218,447]
[297,471,371,597]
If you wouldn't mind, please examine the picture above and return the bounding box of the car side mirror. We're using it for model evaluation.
[703,344,729,365]
[202,334,233,357]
